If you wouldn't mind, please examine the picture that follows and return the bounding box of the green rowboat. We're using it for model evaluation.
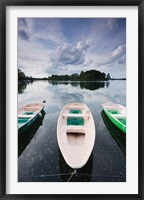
[102,102,126,134]
[18,103,44,134]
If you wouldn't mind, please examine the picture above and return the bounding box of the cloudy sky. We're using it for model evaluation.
[18,18,126,78]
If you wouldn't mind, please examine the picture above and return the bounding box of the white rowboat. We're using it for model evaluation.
[57,103,96,169]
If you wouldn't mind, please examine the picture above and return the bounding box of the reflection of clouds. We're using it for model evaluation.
[47,80,126,109]
[57,92,84,103]
[18,80,126,110]
[18,80,126,181]
[18,81,51,107]
[53,91,84,108]
[46,83,84,108]
[95,81,126,106]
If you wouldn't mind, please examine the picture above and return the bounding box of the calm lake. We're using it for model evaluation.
[18,80,126,182]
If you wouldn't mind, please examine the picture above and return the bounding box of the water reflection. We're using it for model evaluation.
[18,83,27,94]
[59,149,93,182]
[18,80,126,182]
[49,81,110,91]
[49,81,70,86]
[70,82,80,87]
[18,110,46,156]
[101,111,126,154]
[106,81,110,88]
[19,81,110,95]
[80,81,105,90]
[18,81,33,94]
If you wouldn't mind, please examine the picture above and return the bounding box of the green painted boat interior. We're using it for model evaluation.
[117,118,126,125]
[107,109,120,114]
[69,109,82,114]
[23,111,34,115]
[67,117,84,126]
[18,117,30,127]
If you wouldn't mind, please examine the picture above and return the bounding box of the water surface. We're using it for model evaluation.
[18,80,126,182]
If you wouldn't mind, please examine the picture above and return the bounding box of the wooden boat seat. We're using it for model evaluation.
[24,107,41,111]
[67,105,85,109]
[18,115,35,118]
[111,114,126,118]
[63,113,89,119]
[66,125,85,132]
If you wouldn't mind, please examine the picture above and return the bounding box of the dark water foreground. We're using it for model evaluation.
[18,80,126,182]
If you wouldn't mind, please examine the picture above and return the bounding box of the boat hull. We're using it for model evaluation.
[57,103,96,169]
[102,102,126,134]
[18,110,46,156]
[101,111,126,154]
[104,110,126,133]
[18,115,39,134]
[18,103,44,134]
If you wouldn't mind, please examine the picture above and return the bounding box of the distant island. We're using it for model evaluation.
[18,68,126,83]
[48,70,126,81]
[48,70,110,81]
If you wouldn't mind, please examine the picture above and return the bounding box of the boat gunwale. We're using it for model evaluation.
[104,108,126,128]
[102,103,126,133]
[18,103,44,133]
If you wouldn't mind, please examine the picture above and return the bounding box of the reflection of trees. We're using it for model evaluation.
[49,81,69,86]
[18,81,34,94]
[18,110,46,157]
[101,111,126,154]
[49,81,110,91]
[70,82,79,87]
[80,81,105,90]
[106,81,110,88]
[18,83,27,94]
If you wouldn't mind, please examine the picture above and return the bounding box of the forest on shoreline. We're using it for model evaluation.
[18,68,126,83]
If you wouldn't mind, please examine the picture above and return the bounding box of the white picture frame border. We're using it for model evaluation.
[6,5,138,195]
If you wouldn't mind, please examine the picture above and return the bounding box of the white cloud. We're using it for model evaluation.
[97,44,126,66]
[18,18,126,78]
[51,40,90,66]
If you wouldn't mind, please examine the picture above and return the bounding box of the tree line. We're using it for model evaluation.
[18,68,111,82]
[18,69,47,81]
[18,69,33,81]
[48,70,111,81]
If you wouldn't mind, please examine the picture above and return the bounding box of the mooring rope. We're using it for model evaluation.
[67,170,77,182]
